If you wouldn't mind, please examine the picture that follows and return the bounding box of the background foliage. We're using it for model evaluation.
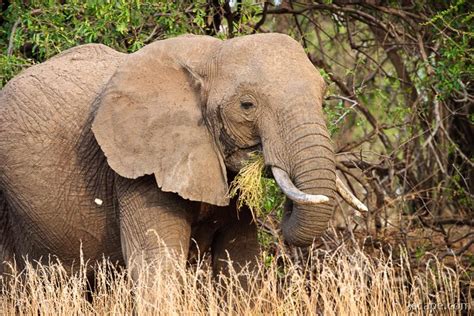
[1,0,472,296]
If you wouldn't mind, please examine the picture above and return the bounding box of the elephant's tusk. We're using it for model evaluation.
[335,176,368,212]
[271,166,330,205]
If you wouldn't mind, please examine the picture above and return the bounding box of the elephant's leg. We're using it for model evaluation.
[115,176,196,283]
[212,205,260,287]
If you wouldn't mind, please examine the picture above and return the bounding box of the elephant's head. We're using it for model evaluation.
[92,33,364,247]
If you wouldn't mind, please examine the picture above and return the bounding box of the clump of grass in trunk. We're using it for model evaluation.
[228,152,266,219]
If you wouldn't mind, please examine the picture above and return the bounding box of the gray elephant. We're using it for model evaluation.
[0,34,366,279]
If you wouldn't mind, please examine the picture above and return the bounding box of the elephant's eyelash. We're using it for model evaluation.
[240,101,254,110]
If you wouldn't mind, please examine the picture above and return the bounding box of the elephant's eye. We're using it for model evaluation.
[240,101,254,110]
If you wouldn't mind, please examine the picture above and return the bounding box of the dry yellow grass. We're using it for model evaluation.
[0,244,471,315]
[228,152,266,218]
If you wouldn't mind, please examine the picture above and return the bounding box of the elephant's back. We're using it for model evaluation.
[0,44,125,263]
[0,44,125,133]
[0,44,125,147]
[0,43,125,188]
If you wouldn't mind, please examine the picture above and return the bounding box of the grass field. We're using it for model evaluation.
[1,243,471,315]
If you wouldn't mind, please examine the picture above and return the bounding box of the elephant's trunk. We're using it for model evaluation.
[264,114,336,247]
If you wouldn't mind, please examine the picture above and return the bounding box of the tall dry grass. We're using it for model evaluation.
[0,244,471,315]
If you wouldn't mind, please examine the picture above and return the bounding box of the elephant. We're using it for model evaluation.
[0,33,366,280]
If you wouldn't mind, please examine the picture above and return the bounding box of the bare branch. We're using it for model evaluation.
[7,18,20,56]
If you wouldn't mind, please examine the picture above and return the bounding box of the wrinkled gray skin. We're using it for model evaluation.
[0,34,335,279]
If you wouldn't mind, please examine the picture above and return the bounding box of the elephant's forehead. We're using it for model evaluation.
[224,33,303,54]
[221,37,305,67]
[218,34,319,85]
[216,56,320,94]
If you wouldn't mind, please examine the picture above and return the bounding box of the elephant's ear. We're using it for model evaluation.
[92,36,229,206]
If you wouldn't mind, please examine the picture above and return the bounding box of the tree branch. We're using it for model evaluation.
[7,18,20,56]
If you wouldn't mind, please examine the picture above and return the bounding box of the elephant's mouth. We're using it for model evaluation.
[224,143,263,172]
[242,142,262,153]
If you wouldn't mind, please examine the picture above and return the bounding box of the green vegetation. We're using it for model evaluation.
[0,1,207,85]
